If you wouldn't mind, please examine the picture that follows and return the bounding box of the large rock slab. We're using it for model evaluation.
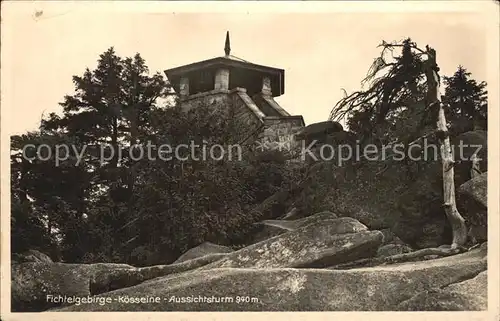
[295,121,344,142]
[376,244,413,258]
[451,130,488,185]
[265,211,340,230]
[379,228,405,245]
[457,172,487,243]
[295,160,409,230]
[293,131,487,249]
[279,207,301,220]
[199,217,382,269]
[247,185,302,223]
[250,211,339,243]
[398,270,487,310]
[293,130,487,249]
[249,223,291,244]
[12,250,53,264]
[458,172,487,206]
[91,253,228,295]
[12,252,229,312]
[57,247,487,311]
[174,242,233,263]
[11,262,133,312]
[396,130,487,247]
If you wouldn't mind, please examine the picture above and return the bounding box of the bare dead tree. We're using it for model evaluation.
[329,39,425,129]
[330,39,467,249]
[424,46,467,248]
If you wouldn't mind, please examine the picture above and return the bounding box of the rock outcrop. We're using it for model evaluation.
[12,250,53,264]
[279,207,301,220]
[174,242,233,263]
[457,172,487,243]
[250,211,338,243]
[291,130,488,249]
[11,262,133,311]
[199,217,382,269]
[12,252,229,311]
[13,210,488,312]
[379,228,406,245]
[56,247,487,311]
[451,130,488,185]
[376,243,413,257]
[295,160,411,232]
[295,120,344,142]
[91,253,228,295]
[397,270,487,310]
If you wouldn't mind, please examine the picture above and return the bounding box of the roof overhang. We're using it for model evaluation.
[164,57,285,97]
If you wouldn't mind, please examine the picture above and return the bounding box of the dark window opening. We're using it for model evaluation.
[189,70,215,95]
[229,69,263,96]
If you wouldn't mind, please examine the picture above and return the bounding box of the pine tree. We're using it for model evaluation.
[12,48,173,262]
[334,38,430,145]
[442,66,488,134]
[41,47,172,201]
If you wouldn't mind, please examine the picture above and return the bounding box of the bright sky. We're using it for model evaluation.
[1,2,496,135]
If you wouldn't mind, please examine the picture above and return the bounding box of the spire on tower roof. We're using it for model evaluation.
[224,31,231,56]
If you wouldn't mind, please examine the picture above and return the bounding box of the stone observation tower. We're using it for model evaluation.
[164,31,305,154]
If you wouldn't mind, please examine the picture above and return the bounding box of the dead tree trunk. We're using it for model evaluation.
[424,47,467,249]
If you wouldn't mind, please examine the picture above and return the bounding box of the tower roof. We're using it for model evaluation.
[164,32,285,97]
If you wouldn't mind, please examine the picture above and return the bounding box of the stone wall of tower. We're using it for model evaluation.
[178,88,264,146]
[257,116,305,157]
[177,84,305,159]
[179,90,230,113]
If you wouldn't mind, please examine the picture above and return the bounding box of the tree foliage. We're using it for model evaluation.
[11,48,298,265]
[331,38,488,144]
[442,65,488,134]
